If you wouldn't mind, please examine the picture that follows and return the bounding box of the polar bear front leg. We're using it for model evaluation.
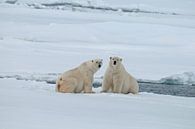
[113,75,123,93]
[102,76,112,92]
[84,79,94,93]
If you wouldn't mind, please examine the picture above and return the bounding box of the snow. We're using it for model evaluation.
[0,3,195,80]
[1,1,195,129]
[1,78,195,129]
[3,0,195,15]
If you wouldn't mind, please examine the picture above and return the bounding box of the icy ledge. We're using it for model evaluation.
[138,72,195,86]
[159,72,195,85]
[0,72,195,86]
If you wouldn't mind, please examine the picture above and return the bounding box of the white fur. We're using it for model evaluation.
[102,57,139,94]
[56,59,103,93]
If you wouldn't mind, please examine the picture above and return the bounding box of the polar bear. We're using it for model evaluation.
[56,59,103,93]
[102,57,139,94]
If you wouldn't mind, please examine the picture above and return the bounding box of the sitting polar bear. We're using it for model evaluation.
[56,59,103,93]
[102,57,139,94]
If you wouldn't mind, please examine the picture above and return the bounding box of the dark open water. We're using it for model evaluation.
[93,81,195,97]
[139,82,195,97]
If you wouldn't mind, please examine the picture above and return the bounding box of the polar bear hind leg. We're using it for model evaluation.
[58,78,77,93]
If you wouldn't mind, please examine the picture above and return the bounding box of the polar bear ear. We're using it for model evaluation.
[110,57,112,60]
[120,58,122,62]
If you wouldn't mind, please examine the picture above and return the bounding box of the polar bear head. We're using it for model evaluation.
[86,58,103,73]
[109,56,122,70]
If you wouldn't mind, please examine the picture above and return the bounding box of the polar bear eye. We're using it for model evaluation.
[96,61,98,63]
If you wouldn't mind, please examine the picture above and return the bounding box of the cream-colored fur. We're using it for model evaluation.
[56,59,103,93]
[102,57,139,94]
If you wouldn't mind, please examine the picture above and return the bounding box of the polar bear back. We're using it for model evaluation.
[119,65,139,94]
[126,73,139,94]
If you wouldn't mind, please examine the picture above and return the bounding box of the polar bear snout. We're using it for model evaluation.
[113,61,117,65]
[98,61,103,68]
[93,59,103,69]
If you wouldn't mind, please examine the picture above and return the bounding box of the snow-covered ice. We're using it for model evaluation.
[0,0,195,129]
[0,3,195,80]
[1,78,195,129]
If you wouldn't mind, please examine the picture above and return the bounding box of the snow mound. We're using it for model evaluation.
[159,72,195,85]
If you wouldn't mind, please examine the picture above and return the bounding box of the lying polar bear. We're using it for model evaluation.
[102,57,139,94]
[56,59,103,93]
